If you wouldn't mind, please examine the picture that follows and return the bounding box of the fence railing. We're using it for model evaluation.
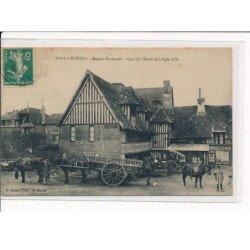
[86,155,142,167]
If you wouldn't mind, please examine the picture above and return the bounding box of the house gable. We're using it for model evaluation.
[62,74,116,125]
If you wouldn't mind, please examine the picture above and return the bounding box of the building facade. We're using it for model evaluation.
[58,70,153,160]
[1,70,232,168]
[58,70,232,167]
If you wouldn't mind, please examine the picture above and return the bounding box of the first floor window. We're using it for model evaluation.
[214,132,225,144]
[70,126,75,142]
[89,125,95,142]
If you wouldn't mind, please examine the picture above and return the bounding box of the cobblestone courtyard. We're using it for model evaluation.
[1,168,233,196]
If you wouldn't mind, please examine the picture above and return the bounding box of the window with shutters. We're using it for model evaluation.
[89,125,95,142]
[70,126,75,142]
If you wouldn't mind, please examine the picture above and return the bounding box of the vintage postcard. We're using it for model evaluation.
[0,38,235,199]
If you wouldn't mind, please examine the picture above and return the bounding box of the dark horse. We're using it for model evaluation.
[181,164,211,188]
[13,157,54,184]
[53,158,88,184]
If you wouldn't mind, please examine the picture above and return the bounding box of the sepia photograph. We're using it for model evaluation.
[1,46,233,196]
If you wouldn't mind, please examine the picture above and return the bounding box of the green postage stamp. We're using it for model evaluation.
[3,48,33,86]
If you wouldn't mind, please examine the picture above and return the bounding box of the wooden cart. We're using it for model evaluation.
[59,155,143,187]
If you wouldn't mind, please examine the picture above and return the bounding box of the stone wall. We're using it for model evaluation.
[59,124,122,159]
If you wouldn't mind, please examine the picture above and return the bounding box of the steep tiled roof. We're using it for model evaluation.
[45,114,62,125]
[134,85,174,108]
[136,97,152,112]
[134,115,152,133]
[112,85,139,105]
[167,105,232,138]
[149,107,172,123]
[19,107,44,125]
[89,71,135,130]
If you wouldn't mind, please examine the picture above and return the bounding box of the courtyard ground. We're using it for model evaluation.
[1,168,233,196]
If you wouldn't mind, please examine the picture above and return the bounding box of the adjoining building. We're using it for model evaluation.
[167,90,232,167]
[1,70,232,167]
[1,106,45,134]
[1,105,61,144]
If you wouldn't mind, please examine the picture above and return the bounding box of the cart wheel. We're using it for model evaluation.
[167,160,178,173]
[101,163,126,186]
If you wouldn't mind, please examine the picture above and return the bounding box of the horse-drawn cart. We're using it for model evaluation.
[150,149,186,176]
[59,155,143,187]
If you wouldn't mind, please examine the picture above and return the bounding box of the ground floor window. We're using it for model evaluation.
[89,125,95,142]
[192,155,202,164]
[216,150,229,163]
[70,126,75,142]
[209,152,216,162]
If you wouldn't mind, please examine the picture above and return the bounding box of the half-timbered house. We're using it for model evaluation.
[1,106,46,135]
[58,70,152,159]
[149,108,172,160]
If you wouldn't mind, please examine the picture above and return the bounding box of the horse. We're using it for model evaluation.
[53,158,88,184]
[181,164,211,188]
[13,157,54,184]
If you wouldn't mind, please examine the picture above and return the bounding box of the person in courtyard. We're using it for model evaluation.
[228,166,233,187]
[214,165,224,192]
[190,164,199,180]
[143,156,152,186]
[193,165,199,173]
[146,176,151,186]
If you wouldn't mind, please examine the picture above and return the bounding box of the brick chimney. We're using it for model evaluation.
[162,80,174,108]
[41,105,46,124]
[197,88,206,114]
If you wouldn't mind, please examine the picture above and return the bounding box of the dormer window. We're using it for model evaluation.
[153,100,161,106]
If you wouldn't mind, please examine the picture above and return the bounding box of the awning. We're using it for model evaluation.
[166,148,186,157]
[168,144,209,152]
[151,148,185,157]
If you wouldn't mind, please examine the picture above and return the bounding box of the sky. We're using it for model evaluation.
[1,47,232,115]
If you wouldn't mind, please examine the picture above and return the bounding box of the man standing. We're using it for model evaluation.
[214,166,224,192]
